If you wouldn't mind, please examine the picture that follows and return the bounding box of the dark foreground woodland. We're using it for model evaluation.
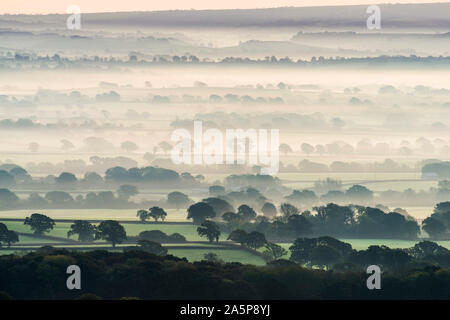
[0,248,449,300]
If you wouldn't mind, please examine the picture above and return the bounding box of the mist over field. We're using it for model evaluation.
[0,2,450,301]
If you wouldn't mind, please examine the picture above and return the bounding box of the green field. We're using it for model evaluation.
[3,214,449,265]
[119,223,217,241]
[0,220,226,242]
[17,235,65,244]
[2,220,72,238]
[0,246,265,265]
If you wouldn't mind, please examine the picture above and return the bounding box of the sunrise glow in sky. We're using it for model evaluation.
[0,0,447,14]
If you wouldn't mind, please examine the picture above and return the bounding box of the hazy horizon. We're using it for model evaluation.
[0,0,449,14]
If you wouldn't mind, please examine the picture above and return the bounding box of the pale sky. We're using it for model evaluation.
[0,0,447,14]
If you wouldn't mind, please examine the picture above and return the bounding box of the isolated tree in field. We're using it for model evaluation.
[245,231,267,250]
[137,240,167,256]
[158,141,172,154]
[261,202,277,218]
[60,139,75,151]
[67,220,96,242]
[301,143,315,155]
[187,202,216,225]
[136,209,150,223]
[346,185,373,202]
[95,220,127,247]
[262,242,288,262]
[227,229,248,245]
[149,206,167,221]
[422,217,447,239]
[0,223,18,248]
[56,172,77,185]
[197,220,221,243]
[4,230,19,247]
[168,191,190,209]
[44,191,73,206]
[0,224,19,248]
[279,143,292,155]
[117,184,138,201]
[24,213,55,235]
[237,204,257,221]
[83,172,104,185]
[120,141,139,152]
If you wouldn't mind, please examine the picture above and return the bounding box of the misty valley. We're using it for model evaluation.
[0,2,449,301]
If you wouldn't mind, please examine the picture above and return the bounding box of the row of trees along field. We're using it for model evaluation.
[1,180,449,212]
[181,200,450,240]
[4,199,448,252]
[4,200,448,252]
[3,211,450,270]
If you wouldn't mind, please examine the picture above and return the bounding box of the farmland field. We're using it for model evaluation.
[0,204,434,223]
[16,235,65,244]
[0,219,226,242]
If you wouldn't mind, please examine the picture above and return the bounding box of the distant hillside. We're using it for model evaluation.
[1,3,450,29]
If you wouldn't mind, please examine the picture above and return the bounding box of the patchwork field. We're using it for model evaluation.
[0,220,214,241]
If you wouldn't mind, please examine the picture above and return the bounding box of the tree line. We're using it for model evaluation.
[185,198,450,240]
[0,247,449,300]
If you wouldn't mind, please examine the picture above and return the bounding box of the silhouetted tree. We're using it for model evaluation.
[187,202,216,225]
[168,191,190,209]
[237,204,257,221]
[67,220,96,242]
[149,206,167,221]
[117,184,138,201]
[24,213,55,235]
[197,220,221,243]
[422,217,447,239]
[95,220,127,247]
[137,240,167,256]
[136,209,149,223]
[245,231,266,250]
[227,229,248,245]
[262,242,288,262]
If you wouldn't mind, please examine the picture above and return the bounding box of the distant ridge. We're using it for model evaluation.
[1,3,450,29]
